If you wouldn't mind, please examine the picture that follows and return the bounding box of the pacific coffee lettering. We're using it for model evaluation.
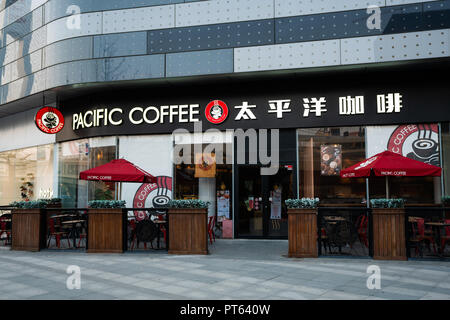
[73,105,200,131]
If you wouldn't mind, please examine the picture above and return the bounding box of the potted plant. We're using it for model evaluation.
[285,198,320,258]
[87,200,127,253]
[370,198,407,261]
[10,200,48,251]
[167,200,209,255]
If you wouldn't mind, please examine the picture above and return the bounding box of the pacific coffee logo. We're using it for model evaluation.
[35,107,65,134]
[205,100,228,124]
[387,124,440,166]
[133,176,172,220]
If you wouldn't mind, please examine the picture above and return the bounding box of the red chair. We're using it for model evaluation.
[157,214,167,243]
[356,215,368,248]
[208,216,216,245]
[0,217,11,245]
[47,218,71,248]
[77,220,87,248]
[441,219,450,252]
[129,219,138,249]
[412,218,437,255]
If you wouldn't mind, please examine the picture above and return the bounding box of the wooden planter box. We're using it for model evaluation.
[11,209,46,252]
[168,208,208,255]
[288,208,318,258]
[372,208,407,261]
[87,208,126,253]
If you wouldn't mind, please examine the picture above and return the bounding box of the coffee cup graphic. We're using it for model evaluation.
[411,138,438,159]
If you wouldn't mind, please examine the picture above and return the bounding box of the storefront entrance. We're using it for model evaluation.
[235,164,295,239]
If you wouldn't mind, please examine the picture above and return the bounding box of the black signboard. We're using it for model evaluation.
[56,79,450,142]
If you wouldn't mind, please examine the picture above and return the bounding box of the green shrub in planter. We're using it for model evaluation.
[167,199,209,209]
[442,196,450,206]
[9,200,47,209]
[88,200,126,209]
[38,198,62,205]
[285,198,320,209]
[370,198,405,208]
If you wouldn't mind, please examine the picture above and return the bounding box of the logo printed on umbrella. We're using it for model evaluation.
[354,156,377,170]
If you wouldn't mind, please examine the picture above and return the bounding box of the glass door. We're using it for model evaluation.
[236,164,294,238]
[266,164,294,238]
[237,165,264,237]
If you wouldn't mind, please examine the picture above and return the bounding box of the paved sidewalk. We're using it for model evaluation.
[0,239,449,300]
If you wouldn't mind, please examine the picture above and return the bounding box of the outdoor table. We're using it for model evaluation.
[424,222,450,258]
[62,220,86,248]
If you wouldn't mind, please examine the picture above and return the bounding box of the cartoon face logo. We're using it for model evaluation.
[35,107,64,134]
[43,112,58,129]
[387,124,440,166]
[133,176,172,220]
[205,100,228,124]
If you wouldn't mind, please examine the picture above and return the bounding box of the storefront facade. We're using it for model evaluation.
[1,0,450,240]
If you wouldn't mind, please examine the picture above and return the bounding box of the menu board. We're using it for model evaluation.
[320,144,342,176]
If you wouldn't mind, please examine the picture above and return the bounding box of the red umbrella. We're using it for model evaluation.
[79,159,156,183]
[340,150,441,198]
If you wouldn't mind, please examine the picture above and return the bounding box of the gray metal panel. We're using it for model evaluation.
[22,24,46,55]
[105,55,164,81]
[94,32,147,58]
[44,0,185,25]
[388,0,439,5]
[234,40,340,72]
[275,0,385,18]
[341,29,450,64]
[382,3,424,34]
[176,0,274,27]
[46,12,101,44]
[44,36,93,68]
[424,0,450,30]
[102,5,175,34]
[149,20,274,54]
[166,48,233,77]
[8,49,42,82]
[276,10,382,44]
[2,0,47,27]
[46,59,105,88]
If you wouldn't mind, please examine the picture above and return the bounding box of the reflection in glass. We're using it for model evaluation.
[298,127,366,204]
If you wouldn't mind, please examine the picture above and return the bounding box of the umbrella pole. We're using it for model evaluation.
[385,176,389,199]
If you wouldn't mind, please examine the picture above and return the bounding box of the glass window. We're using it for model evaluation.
[0,144,54,205]
[174,139,233,222]
[58,137,116,208]
[298,127,366,204]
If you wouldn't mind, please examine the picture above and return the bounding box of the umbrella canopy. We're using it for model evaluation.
[340,150,442,178]
[79,159,157,183]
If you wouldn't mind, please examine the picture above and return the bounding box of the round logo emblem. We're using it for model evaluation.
[205,100,228,124]
[35,107,64,134]
[133,176,172,220]
[387,124,440,166]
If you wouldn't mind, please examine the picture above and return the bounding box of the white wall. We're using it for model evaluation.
[118,134,173,208]
[0,107,55,152]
